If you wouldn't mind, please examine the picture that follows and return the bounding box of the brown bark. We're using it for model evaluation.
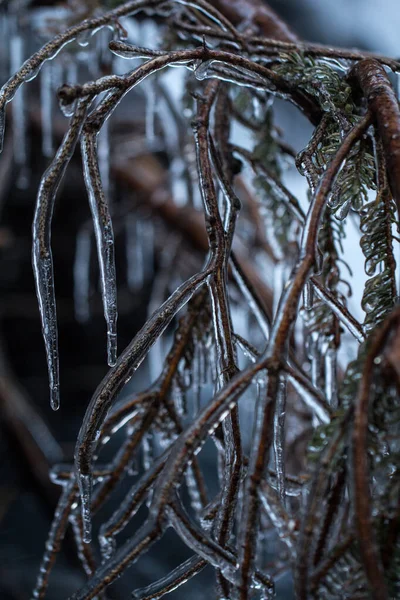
[350,58,400,219]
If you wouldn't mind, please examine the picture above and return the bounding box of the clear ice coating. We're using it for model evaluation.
[32,479,76,599]
[132,556,206,599]
[32,97,90,410]
[78,472,93,544]
[32,252,60,411]
[273,374,287,506]
[81,131,118,367]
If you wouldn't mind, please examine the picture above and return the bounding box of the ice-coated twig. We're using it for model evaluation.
[75,263,213,542]
[70,520,162,600]
[131,555,206,600]
[32,96,91,410]
[351,309,400,600]
[194,81,242,596]
[295,415,349,598]
[310,277,365,342]
[98,292,209,556]
[0,0,244,151]
[231,144,306,224]
[14,1,400,598]
[81,125,118,366]
[273,372,287,506]
[168,494,275,595]
[32,479,77,600]
[233,333,332,423]
[259,480,297,558]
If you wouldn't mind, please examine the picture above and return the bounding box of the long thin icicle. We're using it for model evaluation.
[32,97,91,410]
[81,126,118,367]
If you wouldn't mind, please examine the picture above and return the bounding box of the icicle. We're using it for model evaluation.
[40,61,54,157]
[141,431,153,472]
[185,466,204,514]
[145,79,157,146]
[325,345,338,409]
[77,473,92,544]
[33,97,90,411]
[32,252,60,411]
[74,225,92,323]
[303,280,314,310]
[10,33,29,188]
[273,374,287,507]
[308,331,321,389]
[171,158,188,207]
[143,217,154,282]
[69,510,98,580]
[81,131,118,367]
[172,377,186,417]
[259,482,296,558]
[158,93,179,155]
[126,213,145,292]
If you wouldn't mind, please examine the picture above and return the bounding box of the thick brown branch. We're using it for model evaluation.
[350,59,400,219]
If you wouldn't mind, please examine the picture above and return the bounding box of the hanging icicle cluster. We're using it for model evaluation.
[1,0,400,599]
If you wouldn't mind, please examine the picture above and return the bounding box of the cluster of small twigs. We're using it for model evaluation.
[2,0,400,598]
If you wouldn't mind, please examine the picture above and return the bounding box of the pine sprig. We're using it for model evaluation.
[360,147,397,332]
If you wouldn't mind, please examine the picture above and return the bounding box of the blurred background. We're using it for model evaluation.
[0,1,398,598]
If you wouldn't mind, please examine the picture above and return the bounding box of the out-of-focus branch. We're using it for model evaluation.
[113,154,274,321]
[0,343,62,511]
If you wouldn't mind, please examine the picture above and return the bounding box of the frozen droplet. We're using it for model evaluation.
[335,198,351,221]
[77,30,92,48]
[365,257,377,276]
[59,96,77,118]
